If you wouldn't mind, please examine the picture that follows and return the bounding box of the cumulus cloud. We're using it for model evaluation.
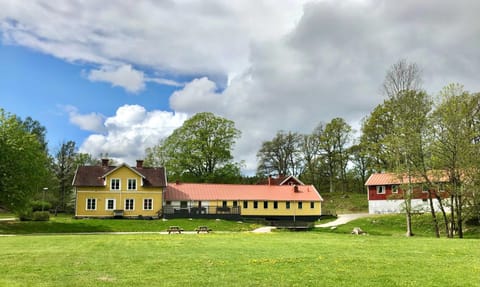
[65,105,106,133]
[3,1,480,173]
[87,65,145,93]
[79,105,188,164]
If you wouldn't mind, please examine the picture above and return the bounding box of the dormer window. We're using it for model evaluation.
[128,179,137,190]
[111,179,120,190]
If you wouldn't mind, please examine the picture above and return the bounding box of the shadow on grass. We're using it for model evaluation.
[0,220,112,234]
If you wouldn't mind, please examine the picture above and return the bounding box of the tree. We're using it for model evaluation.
[377,59,428,237]
[256,131,303,177]
[382,59,422,98]
[430,84,480,238]
[53,141,77,212]
[316,118,353,193]
[145,112,241,182]
[0,109,51,213]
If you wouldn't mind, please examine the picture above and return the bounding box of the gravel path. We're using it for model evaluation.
[315,213,370,228]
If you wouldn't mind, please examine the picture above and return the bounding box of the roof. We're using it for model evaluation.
[165,183,323,202]
[72,165,167,187]
[257,175,305,186]
[365,171,449,186]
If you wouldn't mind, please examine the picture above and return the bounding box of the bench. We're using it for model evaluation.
[167,226,184,234]
[195,226,212,233]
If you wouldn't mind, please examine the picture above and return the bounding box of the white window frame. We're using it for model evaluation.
[310,202,315,209]
[125,199,135,210]
[143,198,153,210]
[376,185,386,194]
[111,178,121,190]
[105,199,116,210]
[392,185,399,194]
[86,198,96,210]
[127,178,137,191]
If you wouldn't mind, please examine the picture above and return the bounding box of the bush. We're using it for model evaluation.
[17,209,33,221]
[30,200,52,212]
[32,211,50,221]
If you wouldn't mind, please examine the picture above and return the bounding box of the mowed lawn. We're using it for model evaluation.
[1,233,479,287]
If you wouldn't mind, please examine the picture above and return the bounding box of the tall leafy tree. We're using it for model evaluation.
[145,112,241,182]
[256,131,303,177]
[430,84,480,237]
[0,109,51,213]
[53,141,77,212]
[316,118,353,193]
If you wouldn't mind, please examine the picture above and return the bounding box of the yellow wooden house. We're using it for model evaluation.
[73,159,167,218]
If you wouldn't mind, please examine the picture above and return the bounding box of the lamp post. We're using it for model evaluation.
[42,187,48,211]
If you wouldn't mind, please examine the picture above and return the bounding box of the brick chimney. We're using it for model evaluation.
[268,175,272,186]
[136,160,144,168]
[293,185,299,193]
[101,158,109,167]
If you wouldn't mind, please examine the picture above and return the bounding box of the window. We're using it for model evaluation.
[298,202,303,209]
[222,201,228,208]
[111,179,120,190]
[143,199,153,210]
[106,199,115,210]
[166,201,172,206]
[310,202,315,209]
[263,201,268,209]
[243,201,248,209]
[273,201,278,209]
[125,199,134,210]
[127,179,137,190]
[376,186,386,194]
[180,201,188,209]
[233,201,238,207]
[253,201,258,209]
[392,185,399,194]
[286,201,291,209]
[86,198,96,210]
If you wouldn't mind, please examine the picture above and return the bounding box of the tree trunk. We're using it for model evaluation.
[428,191,440,238]
[434,192,450,238]
[456,194,463,238]
[450,194,456,238]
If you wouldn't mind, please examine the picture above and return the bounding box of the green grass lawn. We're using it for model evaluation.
[0,232,478,286]
[316,213,480,239]
[0,215,262,234]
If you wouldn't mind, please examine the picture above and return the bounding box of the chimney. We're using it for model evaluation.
[101,159,109,167]
[293,185,299,193]
[175,180,180,185]
[136,160,144,168]
[268,175,272,186]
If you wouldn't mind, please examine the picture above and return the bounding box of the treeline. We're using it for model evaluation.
[0,108,101,216]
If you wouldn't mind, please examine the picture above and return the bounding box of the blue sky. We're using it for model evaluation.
[1,1,480,173]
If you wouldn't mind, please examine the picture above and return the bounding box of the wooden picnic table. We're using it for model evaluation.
[167,226,184,234]
[195,226,212,233]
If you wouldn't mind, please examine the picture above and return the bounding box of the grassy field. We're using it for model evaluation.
[321,192,368,214]
[1,232,479,286]
[0,215,262,234]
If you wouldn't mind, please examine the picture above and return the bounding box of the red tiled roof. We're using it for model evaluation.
[365,171,449,186]
[73,165,167,187]
[165,183,323,201]
[257,175,305,186]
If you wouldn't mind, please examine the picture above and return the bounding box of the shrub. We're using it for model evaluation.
[17,209,33,221]
[32,211,50,221]
[30,201,52,212]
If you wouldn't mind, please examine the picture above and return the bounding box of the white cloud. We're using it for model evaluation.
[79,105,188,165]
[65,105,106,133]
[87,65,145,93]
[3,1,480,174]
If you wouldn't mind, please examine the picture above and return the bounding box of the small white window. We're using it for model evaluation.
[143,199,153,210]
[128,179,137,190]
[376,186,386,194]
[111,179,120,190]
[125,199,134,210]
[86,198,96,210]
[392,185,399,194]
[106,199,116,210]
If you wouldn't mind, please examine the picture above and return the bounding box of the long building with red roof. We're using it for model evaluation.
[164,182,323,221]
